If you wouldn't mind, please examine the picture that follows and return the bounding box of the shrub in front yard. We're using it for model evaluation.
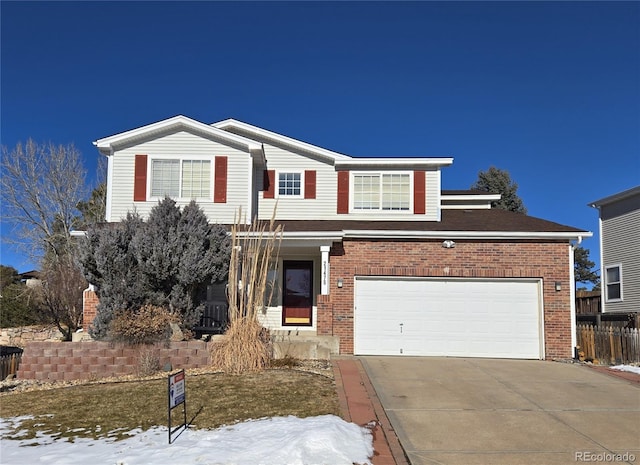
[80,198,231,339]
[108,304,176,345]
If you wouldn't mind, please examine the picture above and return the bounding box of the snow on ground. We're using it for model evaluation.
[610,364,640,375]
[0,414,374,465]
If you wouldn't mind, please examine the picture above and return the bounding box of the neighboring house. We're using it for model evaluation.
[589,186,640,317]
[85,115,592,360]
[19,270,42,289]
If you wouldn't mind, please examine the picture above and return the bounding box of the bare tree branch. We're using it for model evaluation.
[1,139,88,262]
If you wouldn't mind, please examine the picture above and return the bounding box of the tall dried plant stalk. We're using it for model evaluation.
[210,208,283,374]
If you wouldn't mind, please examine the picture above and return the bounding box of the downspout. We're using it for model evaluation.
[598,216,605,314]
[105,150,114,222]
[569,238,579,359]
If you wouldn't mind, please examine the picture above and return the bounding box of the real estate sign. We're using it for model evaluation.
[168,369,187,444]
[169,370,185,409]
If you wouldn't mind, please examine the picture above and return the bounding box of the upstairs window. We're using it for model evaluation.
[278,172,302,197]
[182,160,211,198]
[605,264,623,302]
[151,159,211,199]
[353,173,411,211]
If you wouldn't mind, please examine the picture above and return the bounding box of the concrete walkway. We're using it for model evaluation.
[361,357,640,465]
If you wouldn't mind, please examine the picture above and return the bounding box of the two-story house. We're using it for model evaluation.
[589,186,640,323]
[84,115,591,360]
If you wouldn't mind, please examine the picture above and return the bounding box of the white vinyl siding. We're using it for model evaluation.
[107,128,444,223]
[258,143,336,220]
[107,130,252,223]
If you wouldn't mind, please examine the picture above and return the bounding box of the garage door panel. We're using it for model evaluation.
[354,278,542,359]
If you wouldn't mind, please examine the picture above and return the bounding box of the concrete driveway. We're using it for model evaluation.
[362,357,640,465]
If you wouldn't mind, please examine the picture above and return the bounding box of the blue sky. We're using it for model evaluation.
[1,1,639,280]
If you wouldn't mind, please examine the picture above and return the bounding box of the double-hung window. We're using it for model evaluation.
[353,172,411,211]
[605,264,623,302]
[278,172,302,197]
[151,159,211,199]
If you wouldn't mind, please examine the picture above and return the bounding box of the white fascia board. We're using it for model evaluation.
[342,230,593,241]
[93,115,262,155]
[441,194,501,201]
[280,231,344,241]
[335,158,454,169]
[441,204,492,209]
[212,119,352,163]
[235,230,343,242]
[279,237,341,249]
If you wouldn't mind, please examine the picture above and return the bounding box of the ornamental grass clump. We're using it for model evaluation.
[210,210,282,374]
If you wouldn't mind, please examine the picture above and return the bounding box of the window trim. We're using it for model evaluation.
[148,155,214,201]
[350,170,414,213]
[604,263,623,303]
[276,171,304,199]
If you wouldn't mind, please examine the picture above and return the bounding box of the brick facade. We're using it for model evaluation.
[78,239,575,361]
[83,288,99,329]
[317,239,573,360]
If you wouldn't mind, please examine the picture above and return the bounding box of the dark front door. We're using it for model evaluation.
[282,260,313,326]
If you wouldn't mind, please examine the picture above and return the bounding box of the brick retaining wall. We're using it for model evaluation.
[16,341,212,381]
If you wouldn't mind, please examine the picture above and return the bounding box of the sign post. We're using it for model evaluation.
[168,369,187,444]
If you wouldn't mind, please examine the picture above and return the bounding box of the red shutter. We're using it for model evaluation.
[337,171,349,214]
[214,156,227,203]
[264,169,275,199]
[414,170,426,214]
[304,170,316,199]
[133,154,147,201]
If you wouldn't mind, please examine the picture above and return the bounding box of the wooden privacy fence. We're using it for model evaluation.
[577,324,640,365]
[575,292,601,315]
[0,347,24,380]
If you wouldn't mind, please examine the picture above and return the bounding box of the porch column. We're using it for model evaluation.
[320,245,330,295]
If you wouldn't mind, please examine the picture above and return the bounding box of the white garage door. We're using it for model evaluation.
[354,277,543,359]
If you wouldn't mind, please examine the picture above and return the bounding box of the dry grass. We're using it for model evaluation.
[210,319,271,373]
[0,368,340,443]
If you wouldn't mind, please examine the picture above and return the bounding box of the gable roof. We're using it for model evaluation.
[212,118,352,164]
[588,185,640,208]
[94,115,263,156]
[213,118,453,168]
